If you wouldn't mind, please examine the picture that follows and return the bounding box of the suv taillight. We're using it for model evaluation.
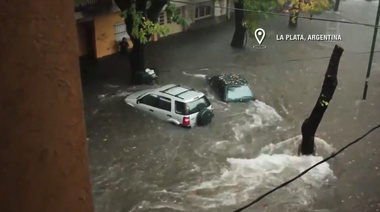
[182,116,190,126]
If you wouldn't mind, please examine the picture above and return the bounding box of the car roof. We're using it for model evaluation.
[212,74,248,86]
[155,84,205,102]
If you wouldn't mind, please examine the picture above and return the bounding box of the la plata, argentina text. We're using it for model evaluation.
[276,34,342,41]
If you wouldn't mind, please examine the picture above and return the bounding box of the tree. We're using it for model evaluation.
[114,0,187,84]
[299,45,344,155]
[0,0,93,211]
[231,0,281,48]
[285,0,335,28]
[230,0,334,47]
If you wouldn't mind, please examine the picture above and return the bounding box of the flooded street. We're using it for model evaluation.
[83,1,380,211]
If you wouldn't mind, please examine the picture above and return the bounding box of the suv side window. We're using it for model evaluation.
[140,94,159,107]
[157,96,172,111]
[175,101,189,115]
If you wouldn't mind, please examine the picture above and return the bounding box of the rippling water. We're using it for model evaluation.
[89,81,338,212]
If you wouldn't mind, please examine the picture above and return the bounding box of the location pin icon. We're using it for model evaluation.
[254,28,266,45]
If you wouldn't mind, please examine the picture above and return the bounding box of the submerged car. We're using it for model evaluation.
[124,84,214,127]
[207,74,255,103]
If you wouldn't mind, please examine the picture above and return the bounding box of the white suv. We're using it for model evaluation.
[124,84,214,127]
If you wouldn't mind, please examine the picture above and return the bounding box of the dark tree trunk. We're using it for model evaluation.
[147,0,169,21]
[299,45,344,155]
[116,0,168,84]
[230,1,247,48]
[127,0,147,84]
[288,6,300,28]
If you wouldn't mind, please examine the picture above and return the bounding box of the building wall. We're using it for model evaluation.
[159,7,185,38]
[88,3,209,58]
[165,20,183,35]
[93,12,122,58]
[93,10,182,58]
[183,4,196,25]
[214,0,227,17]
[93,12,133,58]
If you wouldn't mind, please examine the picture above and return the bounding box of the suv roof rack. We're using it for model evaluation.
[174,88,195,98]
[159,85,197,100]
[161,84,181,92]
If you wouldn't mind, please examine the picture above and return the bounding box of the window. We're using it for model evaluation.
[175,101,188,115]
[140,94,159,107]
[167,8,181,24]
[226,85,254,101]
[158,12,165,25]
[114,22,130,42]
[157,96,172,111]
[186,96,211,114]
[175,97,211,115]
[195,2,212,20]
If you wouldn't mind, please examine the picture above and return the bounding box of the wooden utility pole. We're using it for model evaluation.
[299,45,344,155]
[0,1,94,212]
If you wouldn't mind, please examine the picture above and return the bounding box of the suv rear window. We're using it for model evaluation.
[175,96,211,115]
[226,85,253,101]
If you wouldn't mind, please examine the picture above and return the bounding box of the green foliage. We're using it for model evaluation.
[242,0,334,36]
[282,0,334,23]
[165,2,189,28]
[119,1,188,44]
[242,0,282,38]
[120,9,169,43]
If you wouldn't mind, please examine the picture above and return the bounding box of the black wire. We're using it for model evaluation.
[232,123,380,212]
[170,0,380,28]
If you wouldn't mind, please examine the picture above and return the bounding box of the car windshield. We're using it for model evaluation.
[226,85,253,101]
[186,96,211,114]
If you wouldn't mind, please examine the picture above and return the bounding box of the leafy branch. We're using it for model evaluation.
[242,0,334,37]
[243,0,282,38]
[165,2,189,27]
[120,9,167,43]
[119,1,188,44]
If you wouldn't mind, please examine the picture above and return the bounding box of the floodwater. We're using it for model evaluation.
[84,2,380,212]
[88,81,337,212]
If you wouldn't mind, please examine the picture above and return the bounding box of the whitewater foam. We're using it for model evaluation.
[132,137,336,212]
[182,71,207,79]
[230,100,283,141]
[260,135,336,158]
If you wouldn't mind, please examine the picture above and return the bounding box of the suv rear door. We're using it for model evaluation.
[156,96,173,121]
[173,101,187,125]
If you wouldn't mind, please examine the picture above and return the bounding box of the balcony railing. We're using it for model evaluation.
[75,0,113,13]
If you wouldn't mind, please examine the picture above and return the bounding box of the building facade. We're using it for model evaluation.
[75,0,230,59]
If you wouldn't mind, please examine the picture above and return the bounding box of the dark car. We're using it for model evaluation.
[207,74,255,103]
